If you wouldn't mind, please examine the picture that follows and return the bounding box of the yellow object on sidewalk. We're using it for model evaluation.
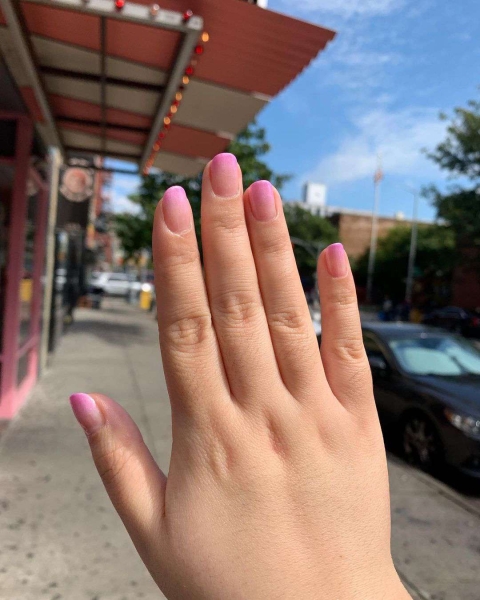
[140,289,152,310]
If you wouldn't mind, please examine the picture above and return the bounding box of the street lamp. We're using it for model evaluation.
[405,186,420,304]
[290,237,326,308]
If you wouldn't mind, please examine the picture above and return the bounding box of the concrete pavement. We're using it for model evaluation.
[1,300,480,599]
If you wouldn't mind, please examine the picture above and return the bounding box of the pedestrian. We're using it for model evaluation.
[382,294,394,321]
[70,154,411,599]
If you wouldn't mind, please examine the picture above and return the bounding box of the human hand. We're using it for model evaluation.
[70,153,410,599]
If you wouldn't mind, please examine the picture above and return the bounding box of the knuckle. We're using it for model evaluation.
[325,336,367,364]
[327,289,358,311]
[208,211,245,235]
[163,312,213,353]
[94,443,135,487]
[213,289,262,329]
[269,307,309,335]
[160,246,200,273]
[259,235,291,260]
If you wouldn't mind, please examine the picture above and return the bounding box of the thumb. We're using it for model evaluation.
[69,393,167,555]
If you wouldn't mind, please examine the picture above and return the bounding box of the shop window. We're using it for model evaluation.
[16,350,31,387]
[18,183,38,345]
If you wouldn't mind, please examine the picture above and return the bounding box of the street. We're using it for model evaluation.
[1,301,480,599]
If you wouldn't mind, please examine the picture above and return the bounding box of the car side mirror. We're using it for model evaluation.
[368,355,388,376]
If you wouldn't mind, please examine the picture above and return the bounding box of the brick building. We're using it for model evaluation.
[325,207,428,259]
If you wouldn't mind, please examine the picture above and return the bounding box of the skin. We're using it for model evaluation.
[71,154,411,599]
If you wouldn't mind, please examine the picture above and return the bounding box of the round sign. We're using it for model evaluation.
[60,167,94,203]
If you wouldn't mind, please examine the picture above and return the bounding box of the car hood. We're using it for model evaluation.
[412,374,480,417]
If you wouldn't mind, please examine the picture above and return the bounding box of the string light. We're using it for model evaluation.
[146,22,208,175]
[114,0,125,10]
[150,3,160,16]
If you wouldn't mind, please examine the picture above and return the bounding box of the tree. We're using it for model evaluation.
[425,98,480,249]
[283,204,337,276]
[354,224,456,305]
[114,122,290,259]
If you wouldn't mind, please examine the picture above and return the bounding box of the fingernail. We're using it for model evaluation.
[209,153,239,197]
[162,186,191,234]
[70,393,104,433]
[249,181,277,222]
[325,243,348,278]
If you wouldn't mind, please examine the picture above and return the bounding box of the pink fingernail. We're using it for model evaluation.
[209,153,239,197]
[70,393,104,433]
[162,186,192,234]
[249,181,277,222]
[325,243,348,278]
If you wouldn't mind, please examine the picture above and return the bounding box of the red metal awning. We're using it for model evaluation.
[0,0,335,175]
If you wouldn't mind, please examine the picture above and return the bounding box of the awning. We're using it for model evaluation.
[0,0,335,176]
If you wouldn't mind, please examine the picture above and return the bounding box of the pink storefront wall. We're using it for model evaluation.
[0,112,49,419]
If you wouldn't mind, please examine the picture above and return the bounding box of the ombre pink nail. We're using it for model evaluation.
[209,153,239,197]
[325,243,348,278]
[249,181,277,222]
[70,393,104,433]
[162,186,192,234]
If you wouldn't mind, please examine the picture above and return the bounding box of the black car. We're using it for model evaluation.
[422,306,480,337]
[362,323,480,478]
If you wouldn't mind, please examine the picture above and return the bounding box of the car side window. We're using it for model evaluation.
[363,334,387,359]
[109,274,128,282]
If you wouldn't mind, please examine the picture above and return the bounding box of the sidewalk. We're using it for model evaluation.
[0,301,168,600]
[2,300,479,599]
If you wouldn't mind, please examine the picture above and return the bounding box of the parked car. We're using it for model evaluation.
[362,323,480,478]
[90,272,133,297]
[422,306,480,337]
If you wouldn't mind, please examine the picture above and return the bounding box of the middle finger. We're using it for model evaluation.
[201,154,279,402]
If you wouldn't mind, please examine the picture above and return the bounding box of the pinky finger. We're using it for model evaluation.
[317,244,374,414]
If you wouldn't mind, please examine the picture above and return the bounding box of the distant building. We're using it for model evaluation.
[294,183,434,259]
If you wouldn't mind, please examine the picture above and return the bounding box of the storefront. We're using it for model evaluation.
[0,112,49,419]
[0,0,336,420]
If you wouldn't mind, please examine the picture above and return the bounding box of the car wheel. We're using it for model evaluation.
[402,413,443,471]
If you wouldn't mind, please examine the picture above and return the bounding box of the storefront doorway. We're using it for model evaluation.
[0,113,49,420]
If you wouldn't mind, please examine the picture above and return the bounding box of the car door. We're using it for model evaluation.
[106,274,128,296]
[363,332,407,428]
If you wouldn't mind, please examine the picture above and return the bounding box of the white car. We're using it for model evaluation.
[91,272,133,297]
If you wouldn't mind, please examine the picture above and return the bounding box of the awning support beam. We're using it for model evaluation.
[58,116,149,133]
[40,67,165,94]
[140,21,203,170]
[0,0,64,154]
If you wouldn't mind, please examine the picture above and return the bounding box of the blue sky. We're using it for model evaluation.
[110,0,480,221]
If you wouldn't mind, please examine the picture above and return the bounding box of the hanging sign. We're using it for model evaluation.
[60,166,94,203]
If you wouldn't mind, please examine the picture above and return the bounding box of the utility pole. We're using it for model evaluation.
[405,187,419,304]
[366,156,383,304]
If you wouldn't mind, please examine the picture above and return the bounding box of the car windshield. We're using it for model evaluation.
[388,335,480,376]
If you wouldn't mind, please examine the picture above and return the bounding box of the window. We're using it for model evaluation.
[108,274,128,282]
[363,334,385,357]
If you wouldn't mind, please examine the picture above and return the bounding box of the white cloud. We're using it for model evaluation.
[303,107,446,185]
[110,190,141,214]
[109,174,141,214]
[278,0,403,17]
